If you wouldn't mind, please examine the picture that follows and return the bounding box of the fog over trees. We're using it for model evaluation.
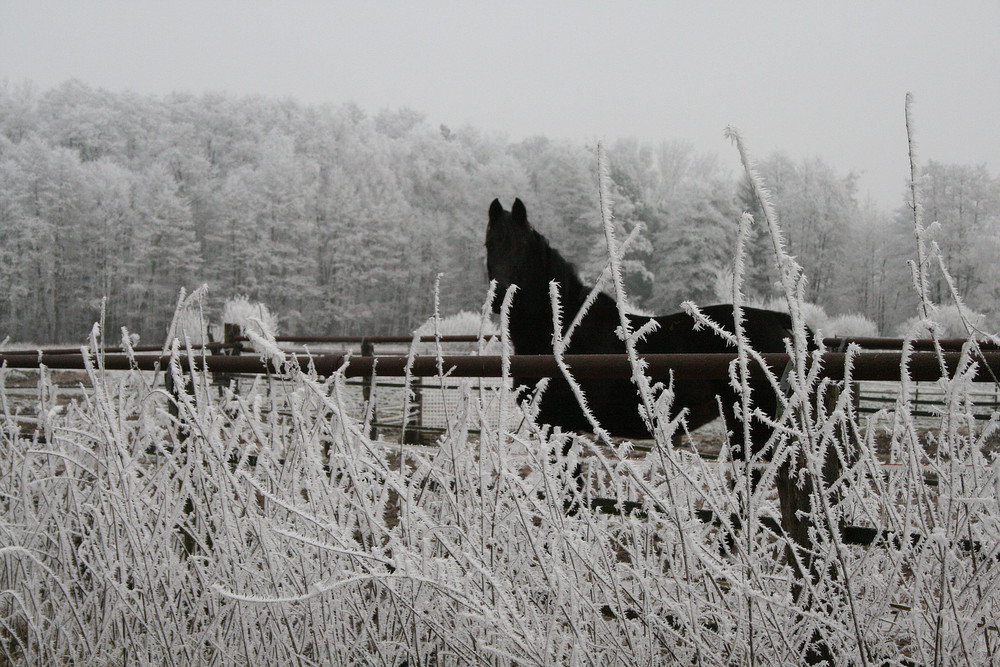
[2,80,998,344]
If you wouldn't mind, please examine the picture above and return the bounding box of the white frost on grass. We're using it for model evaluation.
[222,295,284,366]
[2,311,996,664]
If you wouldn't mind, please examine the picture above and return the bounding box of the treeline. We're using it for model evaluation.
[1,80,997,344]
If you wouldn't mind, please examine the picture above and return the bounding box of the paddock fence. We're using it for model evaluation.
[3,334,999,559]
[3,335,1000,440]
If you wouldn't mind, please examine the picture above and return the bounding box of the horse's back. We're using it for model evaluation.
[639,304,795,355]
[533,303,802,442]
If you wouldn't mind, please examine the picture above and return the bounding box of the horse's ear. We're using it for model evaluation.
[511,198,528,227]
[489,198,504,222]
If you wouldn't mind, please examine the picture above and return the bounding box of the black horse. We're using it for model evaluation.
[486,198,801,460]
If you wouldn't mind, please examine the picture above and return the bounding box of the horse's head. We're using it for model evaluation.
[485,198,537,314]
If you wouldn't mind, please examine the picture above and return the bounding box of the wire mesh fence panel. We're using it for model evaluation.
[857,379,1000,424]
[417,377,520,433]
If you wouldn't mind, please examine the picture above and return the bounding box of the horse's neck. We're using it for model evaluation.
[506,236,604,354]
[506,312,553,355]
[507,280,613,355]
[542,242,590,319]
[505,286,559,354]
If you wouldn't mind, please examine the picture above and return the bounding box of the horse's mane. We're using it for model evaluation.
[530,228,591,311]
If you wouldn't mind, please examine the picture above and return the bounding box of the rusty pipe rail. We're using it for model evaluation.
[10,336,992,357]
[823,336,999,351]
[261,334,491,345]
[0,342,238,356]
[3,350,1000,383]
[272,335,996,350]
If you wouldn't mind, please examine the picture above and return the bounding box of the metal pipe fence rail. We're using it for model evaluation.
[251,334,1000,351]
[822,336,1000,351]
[4,335,993,356]
[9,332,998,370]
[5,345,999,436]
[1,342,242,356]
[6,334,999,433]
[260,334,492,345]
[3,349,1000,382]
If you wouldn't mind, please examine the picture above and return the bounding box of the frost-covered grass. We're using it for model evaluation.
[2,314,999,665]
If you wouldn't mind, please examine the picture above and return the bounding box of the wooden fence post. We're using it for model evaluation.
[164,360,201,557]
[217,323,241,398]
[361,338,377,440]
[774,380,849,664]
[165,365,194,445]
[403,383,423,445]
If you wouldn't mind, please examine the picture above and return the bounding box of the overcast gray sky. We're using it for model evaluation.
[2,1,997,210]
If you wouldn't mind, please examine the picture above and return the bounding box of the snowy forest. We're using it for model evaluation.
[2,80,999,344]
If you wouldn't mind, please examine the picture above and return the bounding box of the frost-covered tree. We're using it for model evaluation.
[882,162,1000,333]
[920,162,1000,311]
[740,153,859,310]
[1,81,996,344]
[511,137,601,270]
[129,164,202,334]
[648,181,738,311]
[839,200,894,331]
[0,136,89,341]
[607,139,731,309]
[83,159,140,334]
